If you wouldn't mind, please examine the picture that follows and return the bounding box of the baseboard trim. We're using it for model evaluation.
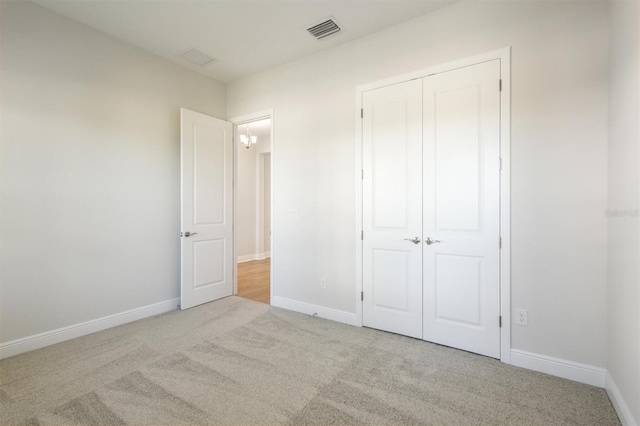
[606,372,638,426]
[0,298,180,360]
[271,296,360,327]
[237,252,270,263]
[510,349,605,388]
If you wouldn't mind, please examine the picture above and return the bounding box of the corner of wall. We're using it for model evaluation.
[606,372,639,426]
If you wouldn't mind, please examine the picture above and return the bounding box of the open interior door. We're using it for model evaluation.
[180,108,233,310]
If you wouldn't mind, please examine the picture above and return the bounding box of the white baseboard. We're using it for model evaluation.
[510,349,605,388]
[271,296,360,327]
[0,298,180,360]
[237,254,257,263]
[606,372,638,426]
[238,252,271,263]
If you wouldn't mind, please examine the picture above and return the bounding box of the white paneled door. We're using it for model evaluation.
[422,60,501,358]
[362,79,424,339]
[362,60,501,358]
[180,108,233,310]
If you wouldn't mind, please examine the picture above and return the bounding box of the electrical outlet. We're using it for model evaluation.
[516,309,528,326]
[289,209,298,219]
[320,277,327,289]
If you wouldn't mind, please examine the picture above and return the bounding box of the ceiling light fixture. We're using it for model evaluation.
[240,124,257,149]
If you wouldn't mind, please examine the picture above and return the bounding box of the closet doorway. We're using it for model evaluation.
[357,49,511,361]
[234,116,272,304]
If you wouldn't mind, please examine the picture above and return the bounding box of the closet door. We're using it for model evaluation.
[422,60,501,358]
[362,79,423,338]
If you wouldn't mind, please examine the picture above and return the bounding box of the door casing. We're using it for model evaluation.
[355,47,512,363]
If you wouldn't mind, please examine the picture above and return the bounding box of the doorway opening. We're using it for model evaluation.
[234,116,272,304]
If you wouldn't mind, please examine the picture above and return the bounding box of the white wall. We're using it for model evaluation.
[0,1,226,343]
[607,1,640,423]
[227,1,610,367]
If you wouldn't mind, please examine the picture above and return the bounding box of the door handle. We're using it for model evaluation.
[425,237,441,245]
[404,237,421,245]
[183,232,198,237]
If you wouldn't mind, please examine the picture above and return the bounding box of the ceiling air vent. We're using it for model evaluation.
[179,49,217,67]
[307,17,342,40]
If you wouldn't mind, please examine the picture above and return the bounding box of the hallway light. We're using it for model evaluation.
[240,124,257,149]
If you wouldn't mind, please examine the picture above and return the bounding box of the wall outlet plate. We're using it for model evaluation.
[516,309,528,326]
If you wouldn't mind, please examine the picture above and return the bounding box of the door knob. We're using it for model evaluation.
[404,237,421,245]
[425,237,441,245]
[184,232,198,237]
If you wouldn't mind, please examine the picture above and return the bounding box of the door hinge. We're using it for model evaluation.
[361,109,363,118]
[499,237,502,249]
[499,158,502,171]
[361,169,364,180]
[499,316,502,327]
[499,79,502,91]
[361,291,364,301]
[361,230,364,240]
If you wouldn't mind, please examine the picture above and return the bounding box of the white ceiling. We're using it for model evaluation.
[33,0,457,83]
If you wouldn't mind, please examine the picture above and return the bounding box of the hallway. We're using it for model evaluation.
[237,259,270,304]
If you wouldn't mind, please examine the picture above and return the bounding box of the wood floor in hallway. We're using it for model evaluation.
[237,258,270,304]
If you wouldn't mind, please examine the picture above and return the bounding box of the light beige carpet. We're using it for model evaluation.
[0,296,620,425]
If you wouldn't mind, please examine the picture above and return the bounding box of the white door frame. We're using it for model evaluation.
[355,47,512,363]
[229,109,275,301]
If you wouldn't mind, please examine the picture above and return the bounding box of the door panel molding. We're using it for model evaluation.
[355,47,511,363]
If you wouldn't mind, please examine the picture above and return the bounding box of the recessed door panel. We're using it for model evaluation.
[193,239,225,289]
[373,100,410,230]
[193,125,225,225]
[435,254,482,326]
[372,249,410,311]
[435,84,481,232]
